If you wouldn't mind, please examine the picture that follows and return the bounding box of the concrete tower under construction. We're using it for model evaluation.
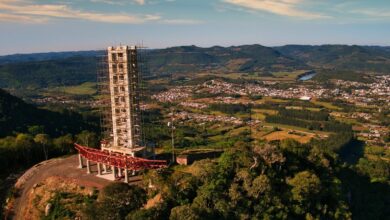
[100,45,144,156]
[75,45,165,182]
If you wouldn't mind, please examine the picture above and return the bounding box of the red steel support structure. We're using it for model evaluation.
[75,143,166,171]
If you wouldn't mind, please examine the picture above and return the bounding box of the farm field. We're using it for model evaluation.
[271,70,308,80]
[311,100,342,110]
[261,130,315,143]
[47,82,97,96]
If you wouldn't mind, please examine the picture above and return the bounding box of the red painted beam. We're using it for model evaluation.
[74,143,167,170]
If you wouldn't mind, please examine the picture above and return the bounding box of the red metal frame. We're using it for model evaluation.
[75,143,167,170]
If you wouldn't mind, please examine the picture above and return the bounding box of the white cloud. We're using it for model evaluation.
[0,12,48,23]
[222,0,328,19]
[0,0,202,25]
[350,9,390,18]
[0,1,159,23]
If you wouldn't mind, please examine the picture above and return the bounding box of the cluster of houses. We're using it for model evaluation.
[173,111,243,125]
[151,76,389,112]
[334,76,390,106]
[356,124,389,147]
[151,87,192,102]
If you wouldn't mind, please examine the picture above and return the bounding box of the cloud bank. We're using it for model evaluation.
[222,0,328,19]
[0,0,199,24]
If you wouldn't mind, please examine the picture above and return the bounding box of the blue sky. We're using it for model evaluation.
[0,0,389,55]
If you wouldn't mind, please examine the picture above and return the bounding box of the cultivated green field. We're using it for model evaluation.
[311,100,342,110]
[272,70,308,79]
[52,82,97,95]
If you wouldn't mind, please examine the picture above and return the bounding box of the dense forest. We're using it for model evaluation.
[0,89,97,137]
[25,104,387,220]
[209,103,250,115]
[80,138,389,220]
[0,56,98,88]
[265,108,352,132]
[0,89,99,171]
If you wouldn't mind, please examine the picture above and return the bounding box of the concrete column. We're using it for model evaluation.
[86,160,91,174]
[103,164,108,173]
[118,168,122,177]
[124,169,129,183]
[112,166,117,179]
[97,163,102,175]
[78,154,84,168]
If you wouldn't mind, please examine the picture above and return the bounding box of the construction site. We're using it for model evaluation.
[5,46,168,219]
[75,45,167,183]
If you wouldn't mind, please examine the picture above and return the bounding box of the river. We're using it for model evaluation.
[297,71,317,81]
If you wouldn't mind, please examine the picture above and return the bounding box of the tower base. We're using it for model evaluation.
[101,145,145,157]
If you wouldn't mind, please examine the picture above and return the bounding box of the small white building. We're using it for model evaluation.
[299,96,312,101]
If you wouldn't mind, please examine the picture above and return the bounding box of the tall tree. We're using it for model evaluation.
[34,133,51,160]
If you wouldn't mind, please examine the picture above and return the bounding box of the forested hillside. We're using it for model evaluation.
[0,88,96,137]
[1,44,389,90]
[275,45,390,73]
[0,89,100,217]
[0,56,98,88]
[0,45,306,89]
[0,50,101,65]
[85,140,390,220]
[148,45,306,73]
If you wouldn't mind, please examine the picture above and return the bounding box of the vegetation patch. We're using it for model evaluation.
[262,130,315,143]
[56,82,97,95]
[22,176,97,220]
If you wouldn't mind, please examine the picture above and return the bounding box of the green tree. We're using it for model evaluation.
[287,171,322,215]
[248,174,272,199]
[86,183,147,220]
[15,133,35,164]
[169,205,201,220]
[34,133,51,160]
[253,143,285,173]
[76,130,98,148]
[28,125,45,136]
[53,134,74,155]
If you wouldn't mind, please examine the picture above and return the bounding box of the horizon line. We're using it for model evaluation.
[1,43,389,56]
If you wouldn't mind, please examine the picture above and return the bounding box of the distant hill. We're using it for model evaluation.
[0,89,95,137]
[0,56,99,88]
[148,44,306,74]
[1,44,390,89]
[275,45,390,73]
[0,45,306,88]
[0,50,102,65]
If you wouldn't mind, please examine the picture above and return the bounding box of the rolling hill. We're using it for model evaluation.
[0,45,306,89]
[0,56,99,89]
[0,44,390,89]
[147,44,306,74]
[275,45,390,73]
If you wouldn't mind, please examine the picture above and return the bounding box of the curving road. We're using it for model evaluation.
[11,154,141,220]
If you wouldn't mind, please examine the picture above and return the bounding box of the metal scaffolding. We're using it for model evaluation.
[76,45,165,182]
[97,54,113,143]
[95,45,150,157]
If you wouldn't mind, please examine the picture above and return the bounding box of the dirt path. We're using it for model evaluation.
[10,154,141,220]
